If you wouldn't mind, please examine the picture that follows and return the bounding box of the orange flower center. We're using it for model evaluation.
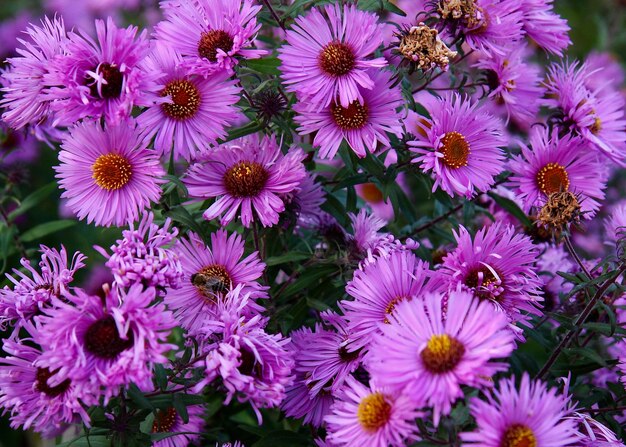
[501,424,537,447]
[360,183,384,203]
[223,161,269,197]
[192,264,232,298]
[536,162,569,196]
[440,131,470,168]
[331,101,369,130]
[152,408,178,433]
[92,153,133,191]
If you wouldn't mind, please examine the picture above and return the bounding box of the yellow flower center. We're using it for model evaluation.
[357,392,392,432]
[330,101,369,130]
[420,334,465,373]
[501,424,537,447]
[223,161,269,197]
[161,79,201,120]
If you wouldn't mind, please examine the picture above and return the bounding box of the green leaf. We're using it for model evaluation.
[172,393,189,424]
[487,192,532,228]
[8,181,57,221]
[154,364,168,391]
[127,384,154,410]
[252,430,313,447]
[244,57,281,75]
[220,121,264,144]
[20,219,76,243]
[163,206,204,236]
[280,264,338,298]
[265,252,311,266]
[57,435,111,447]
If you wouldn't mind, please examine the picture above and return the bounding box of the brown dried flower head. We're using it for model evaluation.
[398,23,457,71]
[537,191,582,230]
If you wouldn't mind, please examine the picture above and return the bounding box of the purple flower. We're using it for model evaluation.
[282,369,334,428]
[569,411,624,447]
[0,323,95,435]
[0,16,67,132]
[294,69,404,159]
[37,284,176,402]
[94,212,183,290]
[279,4,387,108]
[194,314,294,422]
[519,0,571,55]
[292,312,362,395]
[0,245,85,334]
[286,172,327,230]
[409,93,506,198]
[341,250,439,352]
[325,376,421,447]
[437,222,543,339]
[151,404,205,447]
[45,17,155,126]
[154,0,266,75]
[474,45,543,126]
[184,133,307,227]
[544,61,626,167]
[461,374,578,447]
[137,44,241,161]
[55,119,165,227]
[163,230,267,336]
[605,202,626,242]
[508,128,606,218]
[367,288,514,424]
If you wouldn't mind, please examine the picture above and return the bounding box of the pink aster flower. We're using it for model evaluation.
[279,3,387,108]
[292,312,362,395]
[461,374,578,447]
[519,0,571,55]
[151,404,205,447]
[194,313,294,422]
[605,202,626,242]
[438,222,543,339]
[137,43,241,161]
[155,0,265,75]
[37,284,176,402]
[282,369,335,428]
[508,127,606,218]
[286,172,326,230]
[409,93,506,198]
[184,133,307,228]
[544,61,626,167]
[367,288,515,424]
[341,250,439,352]
[325,376,421,447]
[94,212,183,290]
[0,323,95,435]
[294,69,404,160]
[474,45,543,126]
[0,16,67,132]
[45,17,155,126]
[55,119,164,227]
[0,245,85,335]
[163,230,267,336]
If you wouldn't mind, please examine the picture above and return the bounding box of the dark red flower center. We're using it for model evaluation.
[152,408,178,433]
[223,161,269,197]
[319,42,356,77]
[330,101,369,130]
[238,347,262,377]
[84,315,134,359]
[87,63,123,99]
[35,367,71,398]
[501,424,537,447]
[536,162,569,196]
[440,131,470,169]
[357,393,391,432]
[161,80,201,120]
[198,29,235,62]
[420,334,465,373]
[191,264,232,298]
[338,346,360,363]
[92,153,133,191]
